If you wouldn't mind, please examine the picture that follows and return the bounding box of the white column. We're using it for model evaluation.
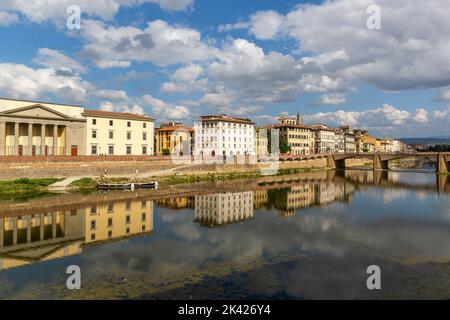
[26,216,31,243]
[53,125,58,156]
[41,124,46,156]
[28,123,33,156]
[0,122,5,156]
[14,122,19,156]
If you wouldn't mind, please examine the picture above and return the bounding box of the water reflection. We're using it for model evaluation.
[0,169,449,299]
[0,200,153,271]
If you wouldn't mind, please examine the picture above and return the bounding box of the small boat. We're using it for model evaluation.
[96,181,158,191]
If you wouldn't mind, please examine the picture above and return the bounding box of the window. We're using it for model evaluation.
[126,145,132,155]
[108,230,112,238]
[126,215,131,224]
[143,132,147,140]
[141,213,146,222]
[126,227,130,234]
[92,119,97,125]
[143,123,147,129]
[109,120,113,126]
[109,131,114,139]
[92,130,97,139]
[108,145,114,155]
[142,146,147,155]
[90,220,96,230]
[127,121,131,127]
[127,132,131,140]
[91,233,96,241]
[91,145,98,155]
[107,202,114,213]
[108,218,113,227]
[126,201,131,211]
[90,206,97,214]
[141,201,146,209]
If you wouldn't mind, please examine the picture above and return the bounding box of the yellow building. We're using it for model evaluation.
[255,127,269,155]
[156,197,194,209]
[253,189,268,209]
[85,109,155,156]
[155,122,192,156]
[85,199,153,244]
[275,114,313,155]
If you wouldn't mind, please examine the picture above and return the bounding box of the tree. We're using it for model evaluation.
[280,143,291,154]
[162,148,171,156]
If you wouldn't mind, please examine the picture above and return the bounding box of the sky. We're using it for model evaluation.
[0,0,450,138]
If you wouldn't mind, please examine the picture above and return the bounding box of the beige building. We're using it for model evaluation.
[85,199,153,244]
[85,109,154,156]
[255,127,269,155]
[0,98,86,156]
[155,122,192,156]
[275,114,313,155]
[0,98,155,156]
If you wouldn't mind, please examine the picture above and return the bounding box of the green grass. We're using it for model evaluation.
[0,178,62,200]
[69,178,97,191]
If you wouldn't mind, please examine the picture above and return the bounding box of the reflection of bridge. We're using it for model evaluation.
[279,152,450,173]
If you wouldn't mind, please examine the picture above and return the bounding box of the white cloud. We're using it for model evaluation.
[92,89,129,101]
[304,104,415,129]
[34,48,86,73]
[435,88,450,102]
[433,106,450,120]
[316,93,346,106]
[81,19,217,68]
[100,101,144,115]
[413,108,429,124]
[172,64,204,82]
[218,21,249,33]
[0,0,194,25]
[0,10,18,26]
[140,94,189,120]
[249,10,284,40]
[0,63,91,102]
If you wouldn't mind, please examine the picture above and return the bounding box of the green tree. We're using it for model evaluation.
[280,143,291,154]
[162,148,171,156]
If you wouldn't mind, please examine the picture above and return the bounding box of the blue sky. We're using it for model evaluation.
[0,0,450,138]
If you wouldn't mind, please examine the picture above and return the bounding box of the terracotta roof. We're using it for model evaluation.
[200,115,254,125]
[156,125,192,132]
[273,123,311,130]
[83,109,155,121]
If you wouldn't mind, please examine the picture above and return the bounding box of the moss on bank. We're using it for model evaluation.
[0,178,62,199]
[69,178,97,191]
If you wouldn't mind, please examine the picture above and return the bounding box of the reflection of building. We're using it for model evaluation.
[267,182,355,217]
[0,211,84,270]
[0,199,154,271]
[86,200,153,244]
[156,197,194,210]
[253,190,268,209]
[195,192,254,227]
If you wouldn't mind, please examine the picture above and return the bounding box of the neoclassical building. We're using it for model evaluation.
[0,98,154,156]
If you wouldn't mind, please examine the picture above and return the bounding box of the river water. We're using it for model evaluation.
[0,169,449,299]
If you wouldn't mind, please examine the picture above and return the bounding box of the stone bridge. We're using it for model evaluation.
[326,152,450,173]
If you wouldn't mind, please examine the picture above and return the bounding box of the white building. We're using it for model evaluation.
[194,191,254,227]
[194,115,255,156]
[310,124,336,154]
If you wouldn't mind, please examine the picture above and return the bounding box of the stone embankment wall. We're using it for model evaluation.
[0,156,370,179]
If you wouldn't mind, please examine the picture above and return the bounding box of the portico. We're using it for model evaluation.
[0,104,86,156]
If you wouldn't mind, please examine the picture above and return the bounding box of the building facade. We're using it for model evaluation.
[255,127,269,155]
[85,109,154,156]
[0,98,86,156]
[194,115,255,156]
[155,122,192,156]
[275,114,313,155]
[0,98,155,156]
[311,124,336,154]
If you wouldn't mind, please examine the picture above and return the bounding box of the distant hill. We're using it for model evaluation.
[399,136,450,145]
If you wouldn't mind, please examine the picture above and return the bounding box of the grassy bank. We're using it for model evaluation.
[0,178,62,200]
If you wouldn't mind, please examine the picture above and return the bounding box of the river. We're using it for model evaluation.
[0,169,449,299]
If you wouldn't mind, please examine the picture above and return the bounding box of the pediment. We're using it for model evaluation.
[0,104,74,120]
